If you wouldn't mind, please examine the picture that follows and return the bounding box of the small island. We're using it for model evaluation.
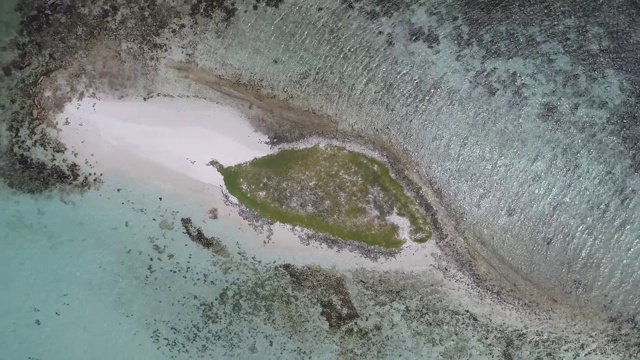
[211,145,431,248]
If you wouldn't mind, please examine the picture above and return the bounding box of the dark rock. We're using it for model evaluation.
[2,152,94,194]
[279,264,359,330]
[385,32,394,47]
[539,101,560,125]
[208,207,218,219]
[408,24,440,48]
[180,217,230,257]
[256,0,284,9]
[341,0,411,20]
[1,65,12,76]
[266,133,287,145]
[190,0,238,23]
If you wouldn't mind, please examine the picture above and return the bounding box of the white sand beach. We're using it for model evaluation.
[56,95,439,271]
[57,96,272,187]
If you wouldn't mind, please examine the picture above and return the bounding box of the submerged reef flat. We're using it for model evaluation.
[214,145,431,248]
[3,0,640,357]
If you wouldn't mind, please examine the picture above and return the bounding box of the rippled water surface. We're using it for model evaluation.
[2,1,640,359]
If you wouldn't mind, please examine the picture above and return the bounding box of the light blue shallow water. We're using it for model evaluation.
[2,0,640,358]
[1,177,336,359]
[1,179,192,359]
[0,178,482,359]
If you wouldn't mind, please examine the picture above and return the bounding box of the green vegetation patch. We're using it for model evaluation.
[214,145,431,248]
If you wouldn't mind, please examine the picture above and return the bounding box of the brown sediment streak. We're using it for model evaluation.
[170,61,340,141]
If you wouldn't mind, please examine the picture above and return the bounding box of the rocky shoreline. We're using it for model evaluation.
[2,0,639,357]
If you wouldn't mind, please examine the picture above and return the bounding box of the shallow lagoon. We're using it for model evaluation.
[0,176,462,359]
[2,0,640,358]
[1,176,346,359]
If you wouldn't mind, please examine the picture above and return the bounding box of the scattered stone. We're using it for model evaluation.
[208,207,218,220]
[207,159,224,172]
[257,0,285,9]
[279,264,359,330]
[299,231,399,262]
[407,24,440,48]
[159,219,174,231]
[152,244,165,254]
[180,217,230,257]
[189,0,237,24]
[2,64,12,76]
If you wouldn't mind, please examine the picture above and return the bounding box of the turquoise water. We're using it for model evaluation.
[2,0,640,358]
[0,177,337,359]
[0,177,482,359]
[1,181,169,359]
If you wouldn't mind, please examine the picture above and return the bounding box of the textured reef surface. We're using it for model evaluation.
[2,0,640,358]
